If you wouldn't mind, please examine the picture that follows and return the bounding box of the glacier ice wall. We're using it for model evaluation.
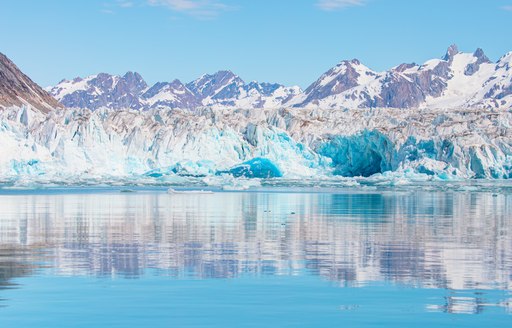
[317,130,395,177]
[0,105,511,183]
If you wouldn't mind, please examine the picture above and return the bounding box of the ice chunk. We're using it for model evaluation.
[220,158,282,179]
[202,174,262,190]
[171,160,216,177]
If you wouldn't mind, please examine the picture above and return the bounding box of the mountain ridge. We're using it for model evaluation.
[46,45,512,111]
[0,52,62,112]
[47,69,302,111]
[2,45,512,113]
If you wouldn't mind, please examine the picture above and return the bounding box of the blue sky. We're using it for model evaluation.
[1,0,511,88]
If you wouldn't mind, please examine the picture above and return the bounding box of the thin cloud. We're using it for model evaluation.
[100,1,134,14]
[147,0,233,18]
[502,5,512,11]
[100,8,115,14]
[317,0,365,11]
[118,1,134,7]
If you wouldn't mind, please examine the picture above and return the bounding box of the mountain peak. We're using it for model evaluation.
[211,70,242,83]
[122,71,144,81]
[186,70,244,100]
[119,71,148,91]
[443,44,459,62]
[169,79,185,86]
[464,47,492,76]
[338,59,361,67]
[473,48,490,63]
[349,58,361,65]
[216,69,235,76]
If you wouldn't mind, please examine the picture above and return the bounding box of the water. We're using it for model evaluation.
[0,187,511,327]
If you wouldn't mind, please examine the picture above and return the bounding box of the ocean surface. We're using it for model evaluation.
[0,185,511,327]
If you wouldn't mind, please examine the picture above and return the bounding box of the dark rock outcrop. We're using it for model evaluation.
[0,52,62,112]
[464,48,491,76]
[442,44,459,62]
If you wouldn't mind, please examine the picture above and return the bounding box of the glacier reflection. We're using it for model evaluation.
[0,190,511,293]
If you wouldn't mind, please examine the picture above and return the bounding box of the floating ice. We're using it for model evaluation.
[203,174,262,190]
[220,158,282,179]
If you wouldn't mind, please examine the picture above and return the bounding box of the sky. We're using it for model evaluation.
[1,0,511,88]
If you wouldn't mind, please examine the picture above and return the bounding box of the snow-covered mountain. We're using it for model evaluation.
[1,50,512,184]
[48,70,302,111]
[293,45,512,109]
[47,45,512,111]
[46,72,148,110]
[186,70,301,109]
[142,79,200,109]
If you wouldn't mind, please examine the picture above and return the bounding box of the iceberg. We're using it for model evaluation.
[219,158,282,179]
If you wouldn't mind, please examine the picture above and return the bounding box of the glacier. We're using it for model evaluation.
[0,104,511,187]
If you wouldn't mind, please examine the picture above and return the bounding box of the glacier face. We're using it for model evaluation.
[1,104,511,185]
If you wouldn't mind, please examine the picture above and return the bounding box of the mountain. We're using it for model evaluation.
[186,70,244,101]
[186,70,301,109]
[0,52,62,112]
[141,79,200,109]
[47,45,512,111]
[291,59,381,107]
[4,45,512,112]
[1,50,512,182]
[293,45,512,109]
[49,69,302,111]
[47,71,148,110]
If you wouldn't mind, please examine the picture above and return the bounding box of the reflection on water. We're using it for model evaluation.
[0,190,511,315]
[0,248,34,306]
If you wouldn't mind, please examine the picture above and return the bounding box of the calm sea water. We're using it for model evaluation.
[0,187,511,327]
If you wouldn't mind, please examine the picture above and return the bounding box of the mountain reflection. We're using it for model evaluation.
[0,191,510,294]
[0,247,41,306]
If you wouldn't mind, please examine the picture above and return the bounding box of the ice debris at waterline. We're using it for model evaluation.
[167,188,214,194]
[0,105,511,183]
